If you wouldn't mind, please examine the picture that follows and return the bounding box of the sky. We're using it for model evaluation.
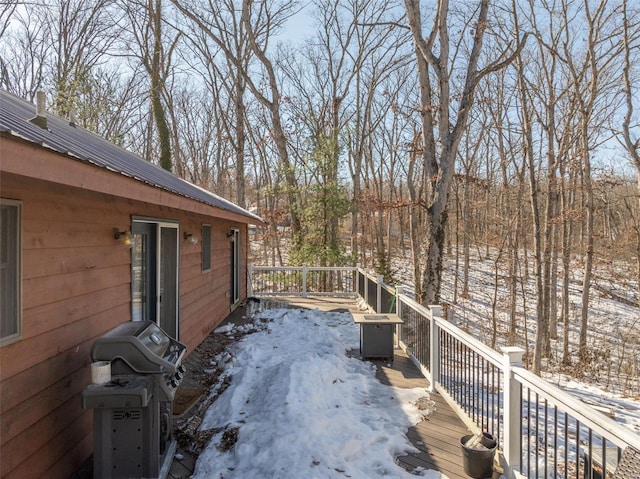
[190,308,444,479]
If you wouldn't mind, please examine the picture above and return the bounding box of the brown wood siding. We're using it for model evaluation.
[178,223,240,352]
[0,169,251,478]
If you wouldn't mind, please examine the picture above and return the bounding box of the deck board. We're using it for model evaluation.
[371,350,470,478]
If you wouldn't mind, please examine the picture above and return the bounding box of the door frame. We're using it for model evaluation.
[131,217,180,338]
[230,228,240,306]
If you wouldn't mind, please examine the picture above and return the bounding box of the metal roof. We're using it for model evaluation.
[0,90,263,224]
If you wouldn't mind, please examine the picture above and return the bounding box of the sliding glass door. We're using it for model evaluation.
[131,220,179,339]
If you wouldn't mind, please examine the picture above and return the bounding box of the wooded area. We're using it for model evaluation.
[2,0,640,374]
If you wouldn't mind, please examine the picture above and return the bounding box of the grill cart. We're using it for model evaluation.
[82,320,187,479]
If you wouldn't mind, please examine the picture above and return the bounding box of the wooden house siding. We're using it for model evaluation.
[1,143,254,478]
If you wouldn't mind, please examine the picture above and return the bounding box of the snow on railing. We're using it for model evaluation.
[249,265,640,479]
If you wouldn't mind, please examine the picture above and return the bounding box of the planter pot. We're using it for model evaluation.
[460,433,497,479]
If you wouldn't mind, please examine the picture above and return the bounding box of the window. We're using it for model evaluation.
[1,199,21,345]
[202,224,211,272]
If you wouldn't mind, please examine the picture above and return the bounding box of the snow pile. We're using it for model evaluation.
[193,308,444,479]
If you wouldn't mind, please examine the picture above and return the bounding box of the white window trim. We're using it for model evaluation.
[1,199,22,347]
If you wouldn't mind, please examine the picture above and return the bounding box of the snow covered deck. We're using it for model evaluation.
[74,297,472,478]
[167,297,471,479]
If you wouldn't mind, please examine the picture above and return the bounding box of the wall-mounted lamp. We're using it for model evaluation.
[227,230,235,238]
[114,228,132,247]
[184,231,198,245]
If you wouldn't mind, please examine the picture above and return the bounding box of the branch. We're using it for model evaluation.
[470,32,530,91]
[355,21,409,31]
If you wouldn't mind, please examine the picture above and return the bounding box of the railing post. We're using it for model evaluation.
[501,346,524,478]
[355,264,361,295]
[395,286,403,348]
[395,286,403,316]
[428,305,442,393]
[364,271,369,306]
[302,264,308,298]
[248,263,254,298]
[376,275,383,313]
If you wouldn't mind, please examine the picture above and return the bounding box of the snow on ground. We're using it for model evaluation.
[390,249,640,435]
[192,308,445,479]
[545,372,640,434]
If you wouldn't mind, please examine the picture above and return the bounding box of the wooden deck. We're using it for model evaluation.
[76,296,472,479]
[249,296,472,478]
[372,351,470,477]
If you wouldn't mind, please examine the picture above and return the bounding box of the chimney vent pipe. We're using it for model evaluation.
[30,91,48,129]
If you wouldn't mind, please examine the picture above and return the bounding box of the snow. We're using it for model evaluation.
[390,249,640,436]
[545,373,640,434]
[192,308,444,479]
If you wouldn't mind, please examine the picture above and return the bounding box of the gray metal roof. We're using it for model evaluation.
[0,90,263,224]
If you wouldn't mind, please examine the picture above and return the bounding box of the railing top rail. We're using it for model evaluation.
[435,316,503,367]
[399,293,503,367]
[252,266,303,271]
[252,265,357,272]
[513,366,640,451]
[380,281,396,295]
[355,267,396,294]
[398,294,432,317]
[357,267,382,280]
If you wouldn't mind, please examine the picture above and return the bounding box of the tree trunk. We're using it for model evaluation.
[621,0,640,307]
[421,186,451,303]
[561,163,576,365]
[234,75,246,207]
[516,45,545,373]
[149,0,172,172]
[462,176,470,298]
[579,136,594,362]
[407,130,424,301]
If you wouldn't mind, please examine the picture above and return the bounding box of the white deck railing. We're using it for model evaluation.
[248,264,640,478]
[248,264,357,297]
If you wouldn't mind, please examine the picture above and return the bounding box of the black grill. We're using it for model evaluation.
[82,320,187,479]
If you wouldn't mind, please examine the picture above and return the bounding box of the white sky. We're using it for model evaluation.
[191,308,444,479]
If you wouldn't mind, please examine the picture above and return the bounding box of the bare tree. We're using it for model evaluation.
[171,0,303,241]
[0,0,122,111]
[621,0,640,304]
[278,0,409,268]
[175,0,253,207]
[0,1,17,39]
[122,0,180,170]
[403,0,526,304]
[175,2,252,206]
[560,0,621,362]
[0,7,52,100]
[52,0,123,117]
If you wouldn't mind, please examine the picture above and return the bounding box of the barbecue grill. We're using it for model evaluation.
[82,320,187,479]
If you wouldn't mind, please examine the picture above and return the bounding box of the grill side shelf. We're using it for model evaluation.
[82,375,153,409]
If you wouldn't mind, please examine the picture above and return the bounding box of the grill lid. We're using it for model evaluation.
[91,320,187,374]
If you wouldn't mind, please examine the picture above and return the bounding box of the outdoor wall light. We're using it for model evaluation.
[227,230,235,238]
[184,232,198,244]
[113,228,132,246]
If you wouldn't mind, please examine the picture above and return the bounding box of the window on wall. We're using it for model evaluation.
[1,199,21,345]
[202,224,211,272]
